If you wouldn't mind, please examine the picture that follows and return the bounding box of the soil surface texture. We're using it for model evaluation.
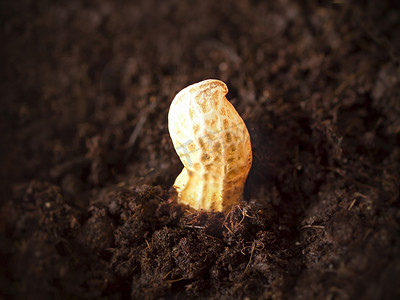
[1,0,400,299]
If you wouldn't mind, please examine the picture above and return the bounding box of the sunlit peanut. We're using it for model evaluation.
[168,79,252,213]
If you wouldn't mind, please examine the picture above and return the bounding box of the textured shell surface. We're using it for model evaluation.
[168,79,252,213]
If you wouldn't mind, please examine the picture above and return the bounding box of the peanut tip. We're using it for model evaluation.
[168,79,252,213]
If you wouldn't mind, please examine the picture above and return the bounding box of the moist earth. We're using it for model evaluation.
[1,0,400,299]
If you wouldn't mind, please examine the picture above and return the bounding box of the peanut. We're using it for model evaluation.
[168,79,252,213]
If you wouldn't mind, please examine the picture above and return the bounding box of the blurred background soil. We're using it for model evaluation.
[1,0,400,299]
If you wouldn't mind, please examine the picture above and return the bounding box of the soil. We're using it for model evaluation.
[1,0,400,299]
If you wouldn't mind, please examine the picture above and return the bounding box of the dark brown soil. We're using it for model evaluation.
[1,0,400,299]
